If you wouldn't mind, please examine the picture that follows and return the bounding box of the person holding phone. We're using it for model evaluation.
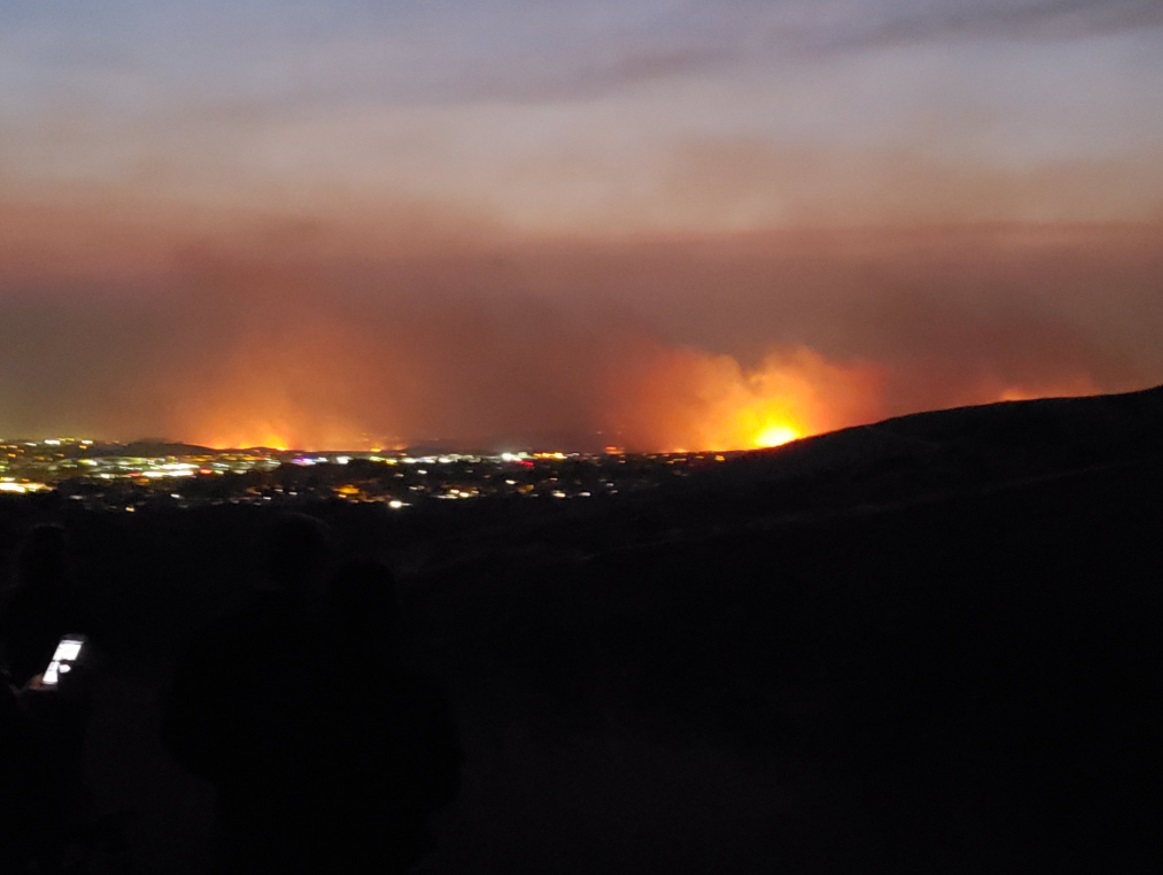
[1,525,98,872]
[0,525,84,688]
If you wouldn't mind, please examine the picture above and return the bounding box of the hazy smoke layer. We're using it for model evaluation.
[1,205,1159,450]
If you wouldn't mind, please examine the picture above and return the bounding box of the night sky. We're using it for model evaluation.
[2,1,1161,449]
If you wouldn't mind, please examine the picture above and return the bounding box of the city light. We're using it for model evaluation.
[0,436,775,510]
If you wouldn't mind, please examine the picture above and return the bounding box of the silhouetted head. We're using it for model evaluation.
[327,557,401,645]
[265,513,335,602]
[15,524,70,593]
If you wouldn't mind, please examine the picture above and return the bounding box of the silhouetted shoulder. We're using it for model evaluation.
[0,676,46,869]
[163,589,326,780]
[0,524,82,687]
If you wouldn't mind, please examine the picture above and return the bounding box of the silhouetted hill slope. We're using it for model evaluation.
[115,440,219,457]
[0,385,1160,872]
[400,385,1163,871]
[419,425,1162,871]
[394,384,1163,577]
[690,382,1163,512]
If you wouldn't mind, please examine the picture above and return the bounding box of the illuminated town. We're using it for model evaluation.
[0,437,740,511]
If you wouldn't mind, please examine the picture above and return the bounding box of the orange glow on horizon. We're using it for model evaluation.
[754,423,801,448]
[996,378,1099,403]
[164,338,1103,455]
[186,415,371,451]
[195,431,291,451]
[163,315,384,452]
[608,346,886,453]
[181,404,365,452]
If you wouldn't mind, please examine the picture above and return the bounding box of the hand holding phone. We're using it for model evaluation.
[41,635,87,688]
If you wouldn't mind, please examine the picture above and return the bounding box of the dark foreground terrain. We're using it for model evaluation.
[3,386,1162,873]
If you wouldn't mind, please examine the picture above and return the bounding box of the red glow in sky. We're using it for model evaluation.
[1,4,1161,448]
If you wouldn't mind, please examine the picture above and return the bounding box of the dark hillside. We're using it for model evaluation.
[395,385,1163,872]
[416,454,1162,873]
[0,385,1160,872]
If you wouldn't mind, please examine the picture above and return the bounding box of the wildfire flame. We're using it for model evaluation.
[162,324,1101,454]
[165,313,381,451]
[754,423,801,448]
[606,346,886,452]
[195,426,293,451]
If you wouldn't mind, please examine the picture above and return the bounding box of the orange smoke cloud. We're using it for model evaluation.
[167,326,891,453]
[3,196,1154,450]
[166,321,1104,453]
[164,306,383,450]
[605,346,887,452]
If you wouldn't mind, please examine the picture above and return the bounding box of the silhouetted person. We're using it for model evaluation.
[165,513,341,872]
[0,525,80,687]
[264,510,335,605]
[165,525,462,873]
[0,523,98,870]
[1,668,42,871]
[315,558,462,872]
[1,637,96,872]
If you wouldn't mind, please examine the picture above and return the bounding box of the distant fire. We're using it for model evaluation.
[754,424,801,448]
[184,407,368,452]
[182,405,362,452]
[194,427,292,451]
[174,344,878,452]
[164,315,380,451]
[158,318,1102,454]
[605,346,887,452]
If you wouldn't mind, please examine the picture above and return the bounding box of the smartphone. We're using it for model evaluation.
[41,634,87,688]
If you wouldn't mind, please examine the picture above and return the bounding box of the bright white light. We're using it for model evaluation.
[55,641,83,661]
[336,456,350,465]
[389,500,406,509]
